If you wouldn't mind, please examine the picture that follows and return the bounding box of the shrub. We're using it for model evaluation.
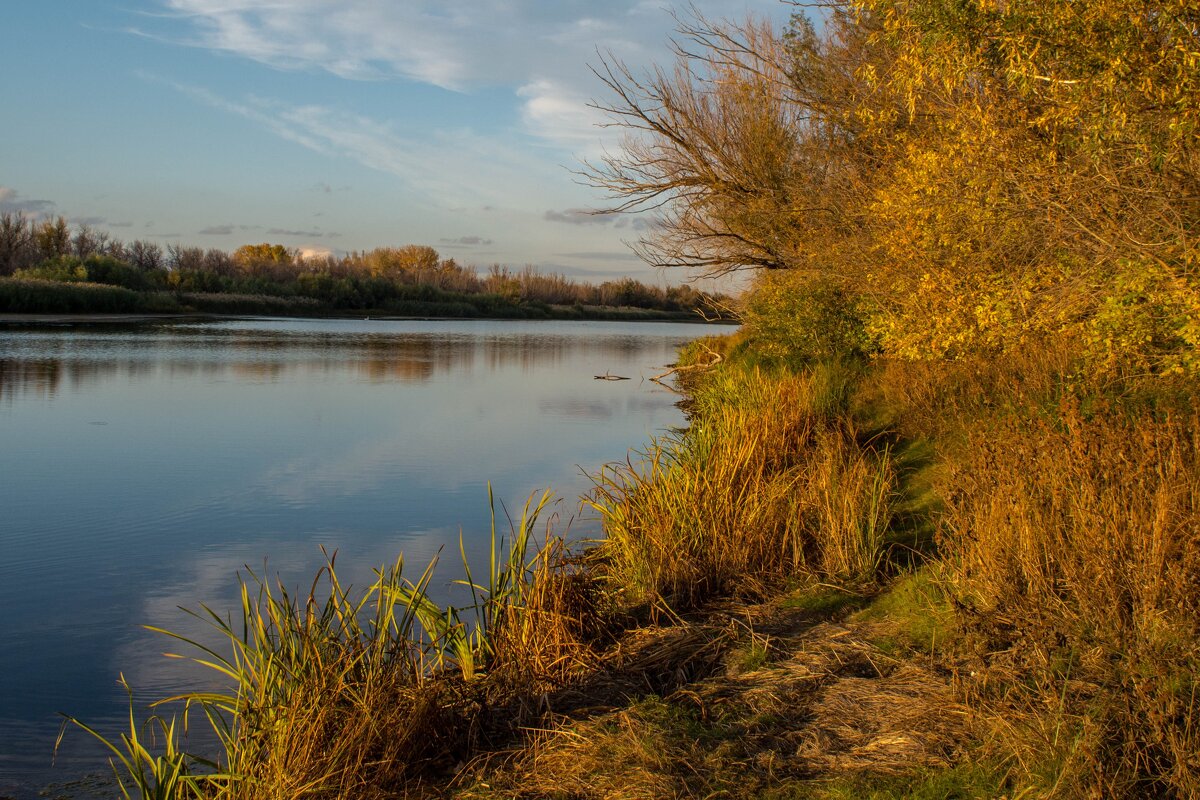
[0,277,146,313]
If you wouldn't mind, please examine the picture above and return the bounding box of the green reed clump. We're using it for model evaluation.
[60,675,218,800]
[65,489,607,800]
[589,365,897,608]
[156,551,460,799]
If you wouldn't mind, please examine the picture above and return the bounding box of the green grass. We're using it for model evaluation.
[782,585,869,617]
[731,638,772,672]
[852,569,956,655]
[761,762,1008,800]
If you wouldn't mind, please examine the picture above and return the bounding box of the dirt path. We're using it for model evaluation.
[448,595,970,799]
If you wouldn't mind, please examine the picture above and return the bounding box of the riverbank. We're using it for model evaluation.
[0,275,735,325]
[73,329,1198,798]
[454,334,1199,799]
[0,307,730,327]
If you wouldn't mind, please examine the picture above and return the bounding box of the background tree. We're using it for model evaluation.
[0,213,34,275]
[34,216,71,262]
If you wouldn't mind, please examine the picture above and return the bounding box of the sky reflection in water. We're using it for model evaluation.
[0,318,715,797]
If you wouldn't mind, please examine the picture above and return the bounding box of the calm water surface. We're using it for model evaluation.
[0,318,713,797]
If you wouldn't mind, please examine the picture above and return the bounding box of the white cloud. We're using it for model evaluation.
[299,246,334,261]
[517,78,609,155]
[157,78,568,209]
[144,0,792,150]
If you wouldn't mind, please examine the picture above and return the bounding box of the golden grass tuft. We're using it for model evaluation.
[588,367,898,609]
[485,540,613,696]
[941,398,1200,796]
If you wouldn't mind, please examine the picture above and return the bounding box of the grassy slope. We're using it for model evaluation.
[446,333,1198,800]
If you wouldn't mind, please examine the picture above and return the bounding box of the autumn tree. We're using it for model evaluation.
[232,242,297,281]
[359,245,441,279]
[590,2,1199,370]
[853,0,1200,364]
[34,216,71,261]
[233,243,294,268]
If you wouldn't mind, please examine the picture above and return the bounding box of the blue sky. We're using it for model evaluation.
[0,0,793,283]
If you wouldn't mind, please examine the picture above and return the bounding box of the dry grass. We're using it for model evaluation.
[941,403,1200,797]
[485,540,613,697]
[588,367,898,608]
[454,597,971,800]
[64,492,617,800]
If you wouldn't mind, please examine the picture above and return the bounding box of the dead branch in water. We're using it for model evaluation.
[650,344,723,389]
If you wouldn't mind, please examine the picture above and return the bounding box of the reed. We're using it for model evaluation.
[59,675,215,800]
[0,276,165,313]
[64,489,601,799]
[941,401,1200,796]
[588,365,897,608]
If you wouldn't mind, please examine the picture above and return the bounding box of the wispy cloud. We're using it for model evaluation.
[267,227,334,238]
[66,215,136,229]
[156,77,568,208]
[440,235,494,247]
[198,223,260,235]
[556,250,642,262]
[140,1,790,150]
[516,78,609,155]
[544,207,613,225]
[544,207,649,230]
[0,186,55,218]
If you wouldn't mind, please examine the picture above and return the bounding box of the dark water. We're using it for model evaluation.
[0,317,712,797]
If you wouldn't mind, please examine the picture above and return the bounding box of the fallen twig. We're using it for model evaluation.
[650,343,723,384]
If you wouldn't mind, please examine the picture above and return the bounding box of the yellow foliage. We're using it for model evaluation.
[595,2,1200,372]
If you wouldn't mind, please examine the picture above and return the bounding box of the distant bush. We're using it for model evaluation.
[743,272,875,362]
[17,255,168,292]
[177,292,322,315]
[82,255,166,291]
[0,277,150,313]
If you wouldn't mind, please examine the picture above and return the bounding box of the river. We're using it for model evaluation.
[0,317,713,797]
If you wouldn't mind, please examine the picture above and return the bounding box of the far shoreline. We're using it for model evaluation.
[0,310,738,327]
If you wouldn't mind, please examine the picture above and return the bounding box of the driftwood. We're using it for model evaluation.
[650,344,723,385]
[594,372,631,381]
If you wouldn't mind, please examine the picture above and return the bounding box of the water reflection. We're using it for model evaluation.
[0,322,675,402]
[0,318,716,798]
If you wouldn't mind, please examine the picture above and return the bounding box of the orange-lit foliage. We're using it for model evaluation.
[592,2,1199,372]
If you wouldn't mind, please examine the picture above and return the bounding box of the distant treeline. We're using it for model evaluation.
[0,215,730,319]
